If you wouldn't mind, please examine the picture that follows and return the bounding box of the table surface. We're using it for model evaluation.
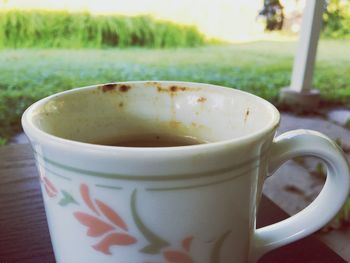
[0,144,346,263]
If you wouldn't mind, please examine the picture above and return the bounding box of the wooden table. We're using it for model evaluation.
[0,144,346,263]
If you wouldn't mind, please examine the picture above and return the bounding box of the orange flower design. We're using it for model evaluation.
[74,183,137,255]
[163,236,194,263]
[40,173,58,198]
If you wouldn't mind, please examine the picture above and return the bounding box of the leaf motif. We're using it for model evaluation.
[92,233,137,255]
[140,244,164,254]
[44,184,57,198]
[210,230,231,263]
[59,190,79,206]
[73,212,114,237]
[43,177,57,194]
[131,189,169,254]
[163,250,194,263]
[95,199,128,231]
[181,236,193,252]
[80,184,99,215]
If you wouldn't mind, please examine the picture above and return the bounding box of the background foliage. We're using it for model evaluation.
[323,0,350,39]
[1,41,349,143]
[0,10,205,48]
[259,0,350,39]
[259,0,284,31]
[0,7,349,144]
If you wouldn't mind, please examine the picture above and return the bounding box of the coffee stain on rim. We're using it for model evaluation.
[169,120,182,128]
[118,84,131,92]
[244,108,250,123]
[99,83,132,93]
[156,85,199,94]
[197,97,207,103]
[170,85,187,92]
[100,83,117,92]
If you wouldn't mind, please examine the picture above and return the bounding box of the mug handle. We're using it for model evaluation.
[251,130,350,262]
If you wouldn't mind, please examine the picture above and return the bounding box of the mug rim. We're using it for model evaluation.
[22,81,280,153]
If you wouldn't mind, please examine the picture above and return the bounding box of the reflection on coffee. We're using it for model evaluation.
[94,133,204,147]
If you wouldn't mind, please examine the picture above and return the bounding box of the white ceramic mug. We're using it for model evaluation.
[22,81,350,263]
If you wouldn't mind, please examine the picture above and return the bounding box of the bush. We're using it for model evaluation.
[259,0,284,31]
[323,0,350,39]
[0,10,205,48]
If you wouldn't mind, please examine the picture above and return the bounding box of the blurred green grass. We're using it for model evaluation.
[1,40,350,143]
[0,10,205,48]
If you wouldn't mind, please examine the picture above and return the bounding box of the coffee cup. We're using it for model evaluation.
[22,81,350,262]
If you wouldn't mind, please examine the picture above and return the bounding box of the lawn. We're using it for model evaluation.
[0,40,350,143]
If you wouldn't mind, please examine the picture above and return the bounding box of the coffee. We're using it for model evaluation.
[94,134,204,147]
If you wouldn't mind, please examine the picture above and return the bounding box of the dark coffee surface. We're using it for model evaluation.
[94,134,203,147]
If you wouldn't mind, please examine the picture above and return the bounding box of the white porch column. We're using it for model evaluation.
[280,0,325,110]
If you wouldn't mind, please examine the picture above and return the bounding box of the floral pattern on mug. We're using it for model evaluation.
[73,183,137,254]
[42,180,231,262]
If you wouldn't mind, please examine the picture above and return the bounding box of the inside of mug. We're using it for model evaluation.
[30,81,278,145]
